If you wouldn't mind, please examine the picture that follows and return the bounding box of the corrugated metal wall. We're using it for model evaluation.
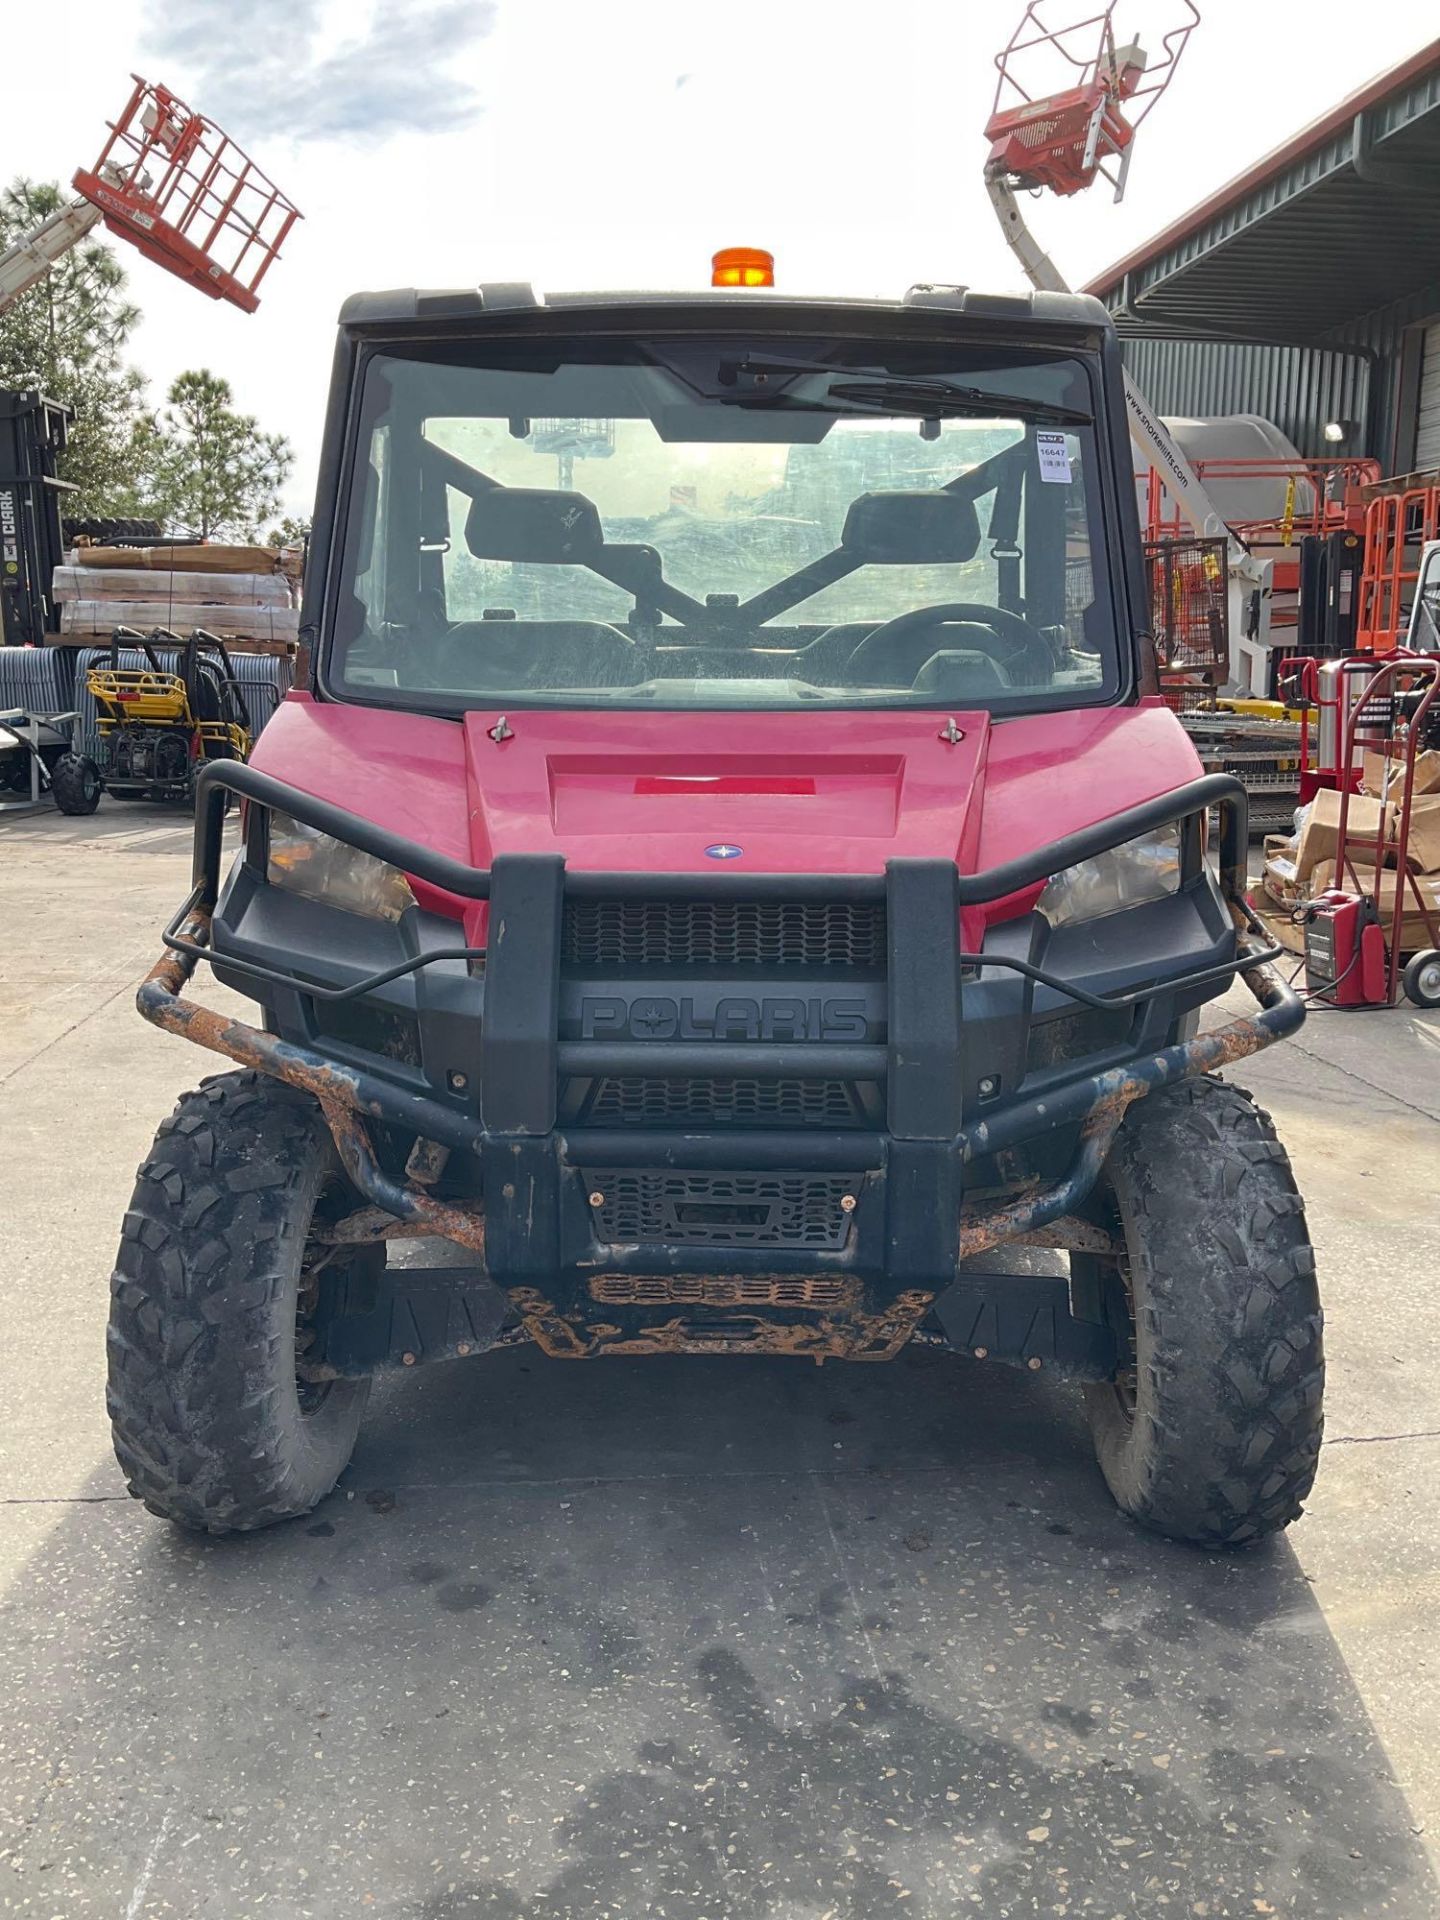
[1416,323,1440,468]
[1329,279,1440,470]
[1118,338,1372,459]
[1119,275,1440,470]
[0,646,289,757]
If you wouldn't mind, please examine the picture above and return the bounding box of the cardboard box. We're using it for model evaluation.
[1311,852,1397,893]
[1343,780,1440,874]
[1395,794,1440,874]
[73,543,288,576]
[1363,750,1390,796]
[1261,835,1325,909]
[52,566,292,607]
[1261,852,1302,908]
[1295,788,1391,881]
[1364,748,1440,799]
[1370,872,1440,952]
[60,600,298,640]
[1263,832,1298,870]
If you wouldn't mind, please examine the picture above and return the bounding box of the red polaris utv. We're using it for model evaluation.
[109,277,1322,1543]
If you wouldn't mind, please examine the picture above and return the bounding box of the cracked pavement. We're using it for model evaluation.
[1,803,1438,1917]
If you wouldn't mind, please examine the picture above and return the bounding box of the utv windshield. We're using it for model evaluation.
[330,331,1119,712]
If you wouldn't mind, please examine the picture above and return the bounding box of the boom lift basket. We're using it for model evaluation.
[985,3,1199,199]
[1145,533,1229,706]
[71,77,299,314]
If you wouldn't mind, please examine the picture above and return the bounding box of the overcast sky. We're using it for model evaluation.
[4,0,1433,517]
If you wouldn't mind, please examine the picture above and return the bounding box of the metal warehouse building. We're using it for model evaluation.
[1085,38,1440,474]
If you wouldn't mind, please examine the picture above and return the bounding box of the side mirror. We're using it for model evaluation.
[465,488,604,564]
[840,490,979,565]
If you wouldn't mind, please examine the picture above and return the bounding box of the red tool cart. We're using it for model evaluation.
[1295,656,1440,1008]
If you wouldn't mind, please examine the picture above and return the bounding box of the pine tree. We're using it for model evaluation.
[146,369,293,540]
[0,178,155,516]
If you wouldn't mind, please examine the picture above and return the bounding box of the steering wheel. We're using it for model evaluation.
[846,602,1055,687]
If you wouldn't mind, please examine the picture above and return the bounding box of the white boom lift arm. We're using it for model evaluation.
[0,195,106,318]
[987,172,1274,688]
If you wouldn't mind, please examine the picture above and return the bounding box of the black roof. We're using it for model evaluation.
[336,284,1113,335]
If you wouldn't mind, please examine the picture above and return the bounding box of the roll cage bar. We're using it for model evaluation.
[410,430,1032,634]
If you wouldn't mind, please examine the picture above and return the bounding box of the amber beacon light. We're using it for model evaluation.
[711,247,775,288]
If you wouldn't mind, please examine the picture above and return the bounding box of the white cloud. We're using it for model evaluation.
[142,0,497,139]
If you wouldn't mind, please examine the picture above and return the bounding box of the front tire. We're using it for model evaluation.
[1078,1076,1323,1547]
[107,1071,380,1533]
[50,753,102,814]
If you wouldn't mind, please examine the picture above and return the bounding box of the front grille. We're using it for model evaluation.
[563,899,886,970]
[589,1275,850,1308]
[586,1170,856,1249]
[585,1075,861,1128]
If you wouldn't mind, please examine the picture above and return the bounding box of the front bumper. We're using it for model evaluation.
[138,762,1301,1368]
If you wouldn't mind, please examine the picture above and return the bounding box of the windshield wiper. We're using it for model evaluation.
[710,358,1091,426]
[825,378,1091,426]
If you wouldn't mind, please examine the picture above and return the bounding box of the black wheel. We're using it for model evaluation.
[50,752,102,815]
[1076,1076,1323,1547]
[1402,950,1440,1009]
[108,1071,383,1533]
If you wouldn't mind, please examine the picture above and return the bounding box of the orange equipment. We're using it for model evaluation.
[1356,484,1440,653]
[1141,457,1380,654]
[711,248,775,289]
[1145,534,1229,708]
[71,76,300,314]
[984,2,1200,200]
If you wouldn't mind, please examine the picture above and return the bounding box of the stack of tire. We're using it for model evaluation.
[62,517,166,544]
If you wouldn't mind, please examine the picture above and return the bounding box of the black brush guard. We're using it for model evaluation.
[136,761,1302,1367]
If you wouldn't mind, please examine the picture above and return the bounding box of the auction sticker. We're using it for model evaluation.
[1036,432,1072,483]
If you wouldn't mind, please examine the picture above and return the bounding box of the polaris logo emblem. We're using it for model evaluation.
[704,843,743,860]
[580,995,870,1041]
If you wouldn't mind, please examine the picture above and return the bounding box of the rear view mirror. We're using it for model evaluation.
[465,487,604,564]
[841,490,979,565]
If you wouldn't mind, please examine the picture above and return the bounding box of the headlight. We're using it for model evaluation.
[1038,825,1182,928]
[267,812,416,922]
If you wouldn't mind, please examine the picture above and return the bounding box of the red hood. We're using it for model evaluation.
[252,694,1202,937]
[456,709,992,875]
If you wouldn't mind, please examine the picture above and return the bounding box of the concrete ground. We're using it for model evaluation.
[2,799,1438,1920]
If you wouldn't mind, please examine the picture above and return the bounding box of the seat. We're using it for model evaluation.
[433,620,641,692]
